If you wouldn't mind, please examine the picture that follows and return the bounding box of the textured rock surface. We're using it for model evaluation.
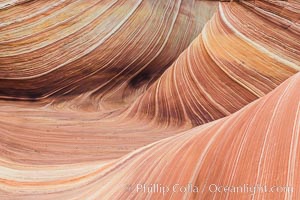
[0,0,218,110]
[0,0,299,199]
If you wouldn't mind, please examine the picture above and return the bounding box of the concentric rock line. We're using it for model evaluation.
[0,0,217,109]
[125,2,299,126]
[92,72,300,200]
[1,64,299,200]
[0,0,299,165]
[0,1,299,199]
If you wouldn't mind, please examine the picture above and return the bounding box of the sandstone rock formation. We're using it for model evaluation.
[0,0,299,199]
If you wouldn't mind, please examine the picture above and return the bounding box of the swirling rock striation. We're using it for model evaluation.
[1,53,299,200]
[0,0,218,111]
[0,0,299,199]
[125,2,299,126]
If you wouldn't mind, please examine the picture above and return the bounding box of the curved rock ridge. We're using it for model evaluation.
[0,66,299,200]
[124,2,299,126]
[0,0,218,110]
[0,1,299,199]
[102,71,299,200]
[0,1,298,166]
[241,0,300,35]
[87,72,299,200]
